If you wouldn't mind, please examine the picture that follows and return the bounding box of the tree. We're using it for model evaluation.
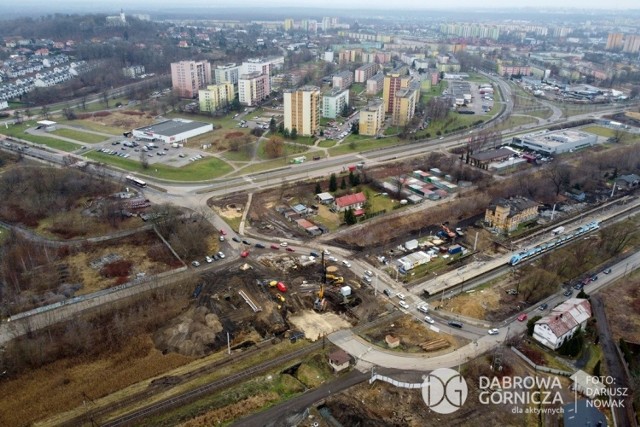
[527,315,542,336]
[340,177,347,190]
[546,162,572,196]
[341,103,350,118]
[278,122,285,133]
[350,121,359,135]
[140,150,149,169]
[329,173,338,192]
[269,117,277,132]
[102,91,110,108]
[610,128,628,144]
[13,110,23,124]
[290,128,298,140]
[62,106,76,120]
[344,208,357,225]
[264,135,284,158]
[314,182,322,194]
[39,105,50,120]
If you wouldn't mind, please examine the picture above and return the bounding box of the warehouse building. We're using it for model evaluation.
[512,129,598,155]
[133,119,213,144]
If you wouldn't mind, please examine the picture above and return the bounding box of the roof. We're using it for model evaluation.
[536,298,591,338]
[37,120,56,126]
[335,192,366,208]
[617,174,640,184]
[296,218,315,229]
[490,196,538,217]
[316,192,334,201]
[470,148,514,162]
[328,349,351,365]
[135,120,211,137]
[570,370,607,399]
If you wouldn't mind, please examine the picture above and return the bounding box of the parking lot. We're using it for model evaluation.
[94,138,210,167]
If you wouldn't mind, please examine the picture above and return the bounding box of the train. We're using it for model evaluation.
[509,221,600,266]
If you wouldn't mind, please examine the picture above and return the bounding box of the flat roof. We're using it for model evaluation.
[37,120,57,126]
[135,120,210,137]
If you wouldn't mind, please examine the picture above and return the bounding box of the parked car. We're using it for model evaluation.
[517,313,528,322]
[363,276,372,284]
[603,268,612,274]
[591,275,598,282]
[205,256,213,263]
[270,244,279,250]
[255,243,266,249]
[191,261,200,267]
[242,239,250,245]
[219,229,227,235]
[280,242,288,247]
[574,284,584,291]
[424,316,435,324]
[219,236,225,242]
[563,289,572,297]
[398,300,409,309]
[396,293,406,300]
[310,251,320,257]
[240,250,249,258]
[232,237,241,243]
[328,256,338,262]
[538,303,548,311]
[383,288,393,297]
[217,251,225,259]
[342,260,352,268]
[364,270,373,277]
[488,328,500,335]
[286,247,295,252]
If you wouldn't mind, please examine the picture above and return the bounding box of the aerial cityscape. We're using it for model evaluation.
[0,2,639,426]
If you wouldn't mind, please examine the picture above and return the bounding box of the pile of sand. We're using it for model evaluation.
[156,306,224,356]
[288,310,352,341]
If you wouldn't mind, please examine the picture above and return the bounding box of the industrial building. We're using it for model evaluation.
[132,119,213,144]
[512,129,598,155]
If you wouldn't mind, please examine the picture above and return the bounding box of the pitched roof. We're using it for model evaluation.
[335,192,366,208]
[328,349,351,365]
[536,298,591,338]
[490,196,538,218]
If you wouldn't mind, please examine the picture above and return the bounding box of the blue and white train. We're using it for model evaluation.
[509,221,600,266]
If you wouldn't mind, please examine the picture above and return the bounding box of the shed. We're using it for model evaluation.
[328,349,351,372]
[569,370,607,399]
[36,120,57,131]
[316,192,335,204]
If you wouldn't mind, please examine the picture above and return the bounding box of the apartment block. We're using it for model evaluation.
[355,63,379,83]
[359,99,384,136]
[366,72,385,95]
[322,88,349,119]
[606,33,624,50]
[238,72,270,106]
[170,60,212,98]
[382,73,412,114]
[214,63,240,85]
[198,83,234,113]
[623,35,640,54]
[241,57,284,77]
[284,86,320,136]
[391,80,420,127]
[332,71,354,90]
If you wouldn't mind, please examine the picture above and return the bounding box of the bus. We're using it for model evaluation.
[125,175,147,188]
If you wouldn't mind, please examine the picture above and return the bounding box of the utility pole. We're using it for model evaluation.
[227,331,231,355]
[473,232,479,251]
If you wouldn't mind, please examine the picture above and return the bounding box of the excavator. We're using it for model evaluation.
[313,285,327,311]
[440,223,456,239]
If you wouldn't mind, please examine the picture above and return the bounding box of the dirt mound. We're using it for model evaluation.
[155,306,225,356]
[225,131,244,139]
[288,310,352,341]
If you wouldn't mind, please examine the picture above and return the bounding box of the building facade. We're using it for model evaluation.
[170,60,212,98]
[366,72,385,95]
[382,73,411,114]
[214,63,240,85]
[322,88,349,119]
[359,100,384,136]
[198,83,234,113]
[355,63,379,83]
[512,129,598,155]
[485,196,539,232]
[238,72,270,106]
[284,86,320,136]
[533,299,591,350]
[391,81,420,126]
[606,33,624,50]
[332,71,354,90]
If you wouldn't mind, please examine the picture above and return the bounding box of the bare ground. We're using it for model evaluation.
[288,311,353,341]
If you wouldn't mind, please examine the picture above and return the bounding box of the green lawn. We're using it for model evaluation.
[85,151,233,181]
[350,83,365,94]
[231,149,324,176]
[59,119,124,136]
[220,146,255,162]
[581,126,615,137]
[318,139,336,148]
[369,191,396,212]
[384,126,401,136]
[78,97,130,113]
[465,73,491,83]
[491,116,538,132]
[525,108,553,120]
[328,135,401,156]
[51,128,109,144]
[285,135,316,146]
[0,122,80,152]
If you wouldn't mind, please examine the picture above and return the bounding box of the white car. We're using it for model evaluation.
[424,316,435,324]
[417,304,429,314]
[280,242,288,247]
[364,270,373,277]
[342,260,352,268]
[205,256,213,263]
[323,249,331,255]
[217,251,225,259]
[398,300,409,309]
[328,256,338,262]
[219,236,225,242]
[396,293,406,300]
[488,328,500,335]
[191,261,200,267]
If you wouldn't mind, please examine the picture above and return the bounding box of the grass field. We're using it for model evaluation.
[491,115,538,132]
[318,139,336,148]
[51,128,109,144]
[58,119,125,136]
[85,151,233,181]
[0,122,81,151]
[581,126,615,137]
[328,135,401,156]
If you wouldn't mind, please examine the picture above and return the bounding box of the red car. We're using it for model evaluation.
[270,244,279,250]
[517,313,528,322]
[219,229,227,235]
[286,247,295,252]
[240,250,249,258]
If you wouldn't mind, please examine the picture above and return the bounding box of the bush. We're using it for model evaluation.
[101,260,133,278]
[557,330,584,357]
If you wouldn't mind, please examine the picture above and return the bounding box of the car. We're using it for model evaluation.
[398,300,409,309]
[364,270,373,277]
[591,275,598,282]
[603,268,612,274]
[424,316,435,324]
[328,256,338,262]
[232,237,241,243]
[396,293,406,300]
[219,229,227,235]
[147,154,153,157]
[270,244,279,250]
[219,236,225,242]
[240,250,249,258]
[280,242,288,247]
[242,239,250,245]
[205,256,213,263]
[517,313,528,322]
[563,289,572,297]
[574,284,583,291]
[488,328,500,335]
[448,321,463,329]
[179,153,186,158]
[310,251,320,257]
[255,243,266,249]
[363,276,372,284]
[538,303,548,311]
[217,251,225,259]
[191,261,200,267]
[417,304,429,314]
[323,249,331,255]
[286,247,295,252]
[383,288,393,297]
[342,260,352,268]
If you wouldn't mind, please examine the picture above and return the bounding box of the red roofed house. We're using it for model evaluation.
[333,192,366,212]
[533,298,591,350]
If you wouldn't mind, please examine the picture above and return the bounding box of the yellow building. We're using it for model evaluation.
[391,84,419,127]
[198,83,234,113]
[284,86,320,136]
[284,18,294,31]
[359,100,384,136]
[382,73,411,114]
[484,196,539,232]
